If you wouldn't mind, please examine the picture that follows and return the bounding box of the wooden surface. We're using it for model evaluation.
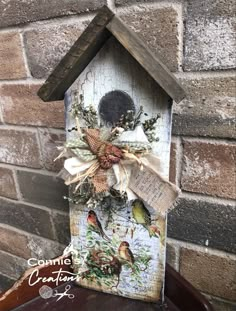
[165,264,214,311]
[11,283,177,311]
[38,5,185,103]
[66,37,173,177]
[0,255,69,311]
[65,36,172,302]
[0,263,214,311]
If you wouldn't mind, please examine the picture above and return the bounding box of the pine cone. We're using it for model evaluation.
[105,144,122,158]
[99,155,113,169]
[98,144,122,169]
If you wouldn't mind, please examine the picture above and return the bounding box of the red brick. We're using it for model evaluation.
[0,225,65,261]
[38,129,66,172]
[168,198,235,254]
[181,141,236,200]
[0,0,105,28]
[53,213,70,245]
[0,32,26,79]
[24,24,84,79]
[180,248,236,301]
[0,84,64,128]
[184,0,236,71]
[210,296,236,311]
[0,226,30,259]
[0,167,17,199]
[169,142,177,184]
[0,197,55,240]
[0,273,16,293]
[0,129,41,168]
[166,242,179,270]
[17,171,68,212]
[173,76,236,139]
[120,7,180,71]
[0,250,28,280]
[27,236,65,260]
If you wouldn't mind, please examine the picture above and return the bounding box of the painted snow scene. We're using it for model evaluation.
[62,38,178,303]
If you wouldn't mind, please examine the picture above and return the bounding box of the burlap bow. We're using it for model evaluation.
[61,125,160,200]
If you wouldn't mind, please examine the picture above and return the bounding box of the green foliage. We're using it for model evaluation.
[70,92,98,128]
[66,92,160,206]
[114,105,160,143]
[142,114,160,142]
[99,194,128,229]
[115,106,143,130]
[76,226,152,291]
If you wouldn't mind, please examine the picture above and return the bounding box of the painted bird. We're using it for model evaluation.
[87,210,110,241]
[118,241,135,264]
[132,199,160,238]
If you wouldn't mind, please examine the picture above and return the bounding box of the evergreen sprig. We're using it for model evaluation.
[70,92,98,128]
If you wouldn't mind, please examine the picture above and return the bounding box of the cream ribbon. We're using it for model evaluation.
[62,125,162,200]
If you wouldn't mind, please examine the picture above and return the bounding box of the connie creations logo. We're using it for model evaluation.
[27,248,81,301]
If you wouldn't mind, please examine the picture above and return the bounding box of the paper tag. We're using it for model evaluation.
[129,164,180,215]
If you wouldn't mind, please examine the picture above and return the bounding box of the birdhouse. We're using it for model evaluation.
[38,5,185,304]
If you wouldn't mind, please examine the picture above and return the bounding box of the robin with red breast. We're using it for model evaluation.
[87,210,110,241]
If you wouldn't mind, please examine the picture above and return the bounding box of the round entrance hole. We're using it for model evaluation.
[99,90,135,125]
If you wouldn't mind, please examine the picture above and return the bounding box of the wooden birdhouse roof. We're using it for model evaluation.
[38,5,185,103]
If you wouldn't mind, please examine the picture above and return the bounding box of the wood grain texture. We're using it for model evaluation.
[37,6,185,104]
[0,255,71,311]
[65,37,172,302]
[106,16,185,104]
[165,265,214,311]
[66,37,172,179]
[0,262,213,311]
[38,5,114,102]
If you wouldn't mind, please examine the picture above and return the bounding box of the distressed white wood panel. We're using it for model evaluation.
[65,37,172,303]
[66,37,172,178]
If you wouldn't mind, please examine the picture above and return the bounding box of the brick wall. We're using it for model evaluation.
[0,0,235,309]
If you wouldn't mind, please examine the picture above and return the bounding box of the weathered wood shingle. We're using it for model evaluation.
[38,5,185,104]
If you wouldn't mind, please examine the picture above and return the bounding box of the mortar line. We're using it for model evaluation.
[174,1,184,72]
[12,169,23,201]
[0,270,17,281]
[180,135,236,144]
[116,1,182,14]
[0,11,95,33]
[174,70,236,78]
[0,124,64,132]
[0,163,58,176]
[167,238,236,259]
[169,135,177,184]
[0,195,69,216]
[175,243,181,272]
[38,127,66,135]
[180,190,236,206]
[19,31,32,78]
[50,208,69,217]
[107,0,116,11]
[48,212,60,243]
[204,293,236,305]
[35,128,44,169]
[0,71,234,85]
[0,124,38,132]
[0,96,4,124]
[0,223,66,247]
[167,237,181,271]
[0,78,45,85]
[176,136,183,188]
[0,248,29,261]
